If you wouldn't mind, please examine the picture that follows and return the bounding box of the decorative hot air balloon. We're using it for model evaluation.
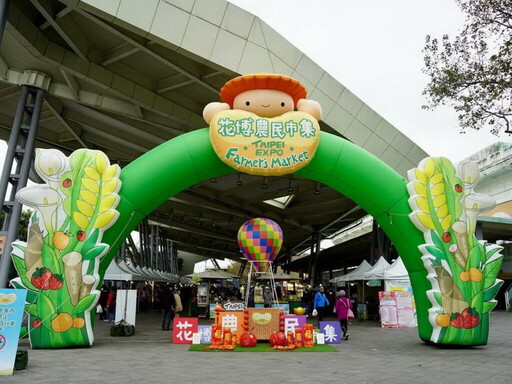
[237,218,283,272]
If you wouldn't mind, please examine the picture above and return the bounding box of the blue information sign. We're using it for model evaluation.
[0,289,27,375]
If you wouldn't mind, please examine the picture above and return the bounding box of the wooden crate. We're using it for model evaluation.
[247,308,280,340]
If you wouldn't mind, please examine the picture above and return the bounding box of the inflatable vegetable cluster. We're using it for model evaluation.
[10,149,121,348]
[407,158,503,345]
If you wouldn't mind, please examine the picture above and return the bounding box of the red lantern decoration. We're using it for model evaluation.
[295,328,303,347]
[240,331,257,348]
[287,332,296,345]
[269,331,287,347]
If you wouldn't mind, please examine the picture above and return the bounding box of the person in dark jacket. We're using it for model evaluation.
[106,287,117,322]
[160,285,175,330]
[98,285,109,320]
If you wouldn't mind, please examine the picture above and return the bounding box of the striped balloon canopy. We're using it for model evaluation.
[237,218,283,272]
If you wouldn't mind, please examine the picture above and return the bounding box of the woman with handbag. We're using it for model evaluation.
[335,290,354,340]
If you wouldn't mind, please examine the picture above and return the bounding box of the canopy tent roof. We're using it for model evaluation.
[104,260,180,283]
[186,270,239,280]
[335,260,372,282]
[361,257,391,280]
[256,272,301,281]
[378,257,410,280]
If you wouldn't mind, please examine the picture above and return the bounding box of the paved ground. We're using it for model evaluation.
[3,311,512,384]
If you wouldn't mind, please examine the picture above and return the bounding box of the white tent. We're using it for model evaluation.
[335,260,372,282]
[104,260,144,281]
[361,257,391,280]
[382,257,409,280]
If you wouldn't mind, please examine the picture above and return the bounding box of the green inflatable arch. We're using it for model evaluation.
[101,128,433,342]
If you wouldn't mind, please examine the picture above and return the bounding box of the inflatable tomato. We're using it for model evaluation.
[240,331,257,348]
[269,331,287,347]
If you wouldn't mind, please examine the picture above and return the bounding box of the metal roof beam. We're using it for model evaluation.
[50,82,143,118]
[60,69,79,99]
[67,118,149,154]
[0,85,20,101]
[29,0,89,59]
[45,97,88,147]
[157,74,194,94]
[170,192,254,219]
[102,42,140,66]
[72,6,220,94]
[61,101,165,146]
[191,185,313,232]
[159,201,236,222]
[6,5,202,127]
[40,5,72,30]
[160,220,236,243]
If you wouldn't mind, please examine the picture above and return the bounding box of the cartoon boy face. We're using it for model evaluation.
[233,89,294,118]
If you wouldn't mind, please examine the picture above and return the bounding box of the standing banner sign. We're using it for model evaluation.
[379,291,417,328]
[0,289,27,375]
[115,290,137,325]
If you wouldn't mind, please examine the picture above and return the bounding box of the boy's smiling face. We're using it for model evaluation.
[233,89,294,117]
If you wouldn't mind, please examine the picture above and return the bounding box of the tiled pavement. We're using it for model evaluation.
[4,311,512,384]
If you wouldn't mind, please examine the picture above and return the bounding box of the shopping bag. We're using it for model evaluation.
[96,304,103,314]
[312,308,318,317]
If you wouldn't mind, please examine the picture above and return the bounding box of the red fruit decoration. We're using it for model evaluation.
[239,331,257,348]
[269,331,287,347]
[442,231,451,243]
[76,230,86,242]
[62,178,72,188]
[49,274,64,290]
[32,319,42,328]
[450,308,479,329]
[450,313,464,329]
[461,307,479,329]
[31,267,52,290]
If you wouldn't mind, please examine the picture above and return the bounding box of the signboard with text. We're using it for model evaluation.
[318,321,341,344]
[222,300,244,312]
[197,325,211,344]
[172,317,198,344]
[379,291,417,328]
[0,289,27,375]
[283,315,306,335]
[210,110,320,176]
[219,312,245,342]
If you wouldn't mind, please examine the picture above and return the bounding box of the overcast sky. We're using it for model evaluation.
[228,0,512,162]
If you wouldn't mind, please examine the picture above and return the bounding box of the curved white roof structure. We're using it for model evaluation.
[0,0,428,269]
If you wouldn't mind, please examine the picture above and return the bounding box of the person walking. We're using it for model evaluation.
[105,287,117,322]
[160,285,175,330]
[173,290,183,318]
[335,290,353,340]
[313,286,329,322]
[98,285,109,320]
